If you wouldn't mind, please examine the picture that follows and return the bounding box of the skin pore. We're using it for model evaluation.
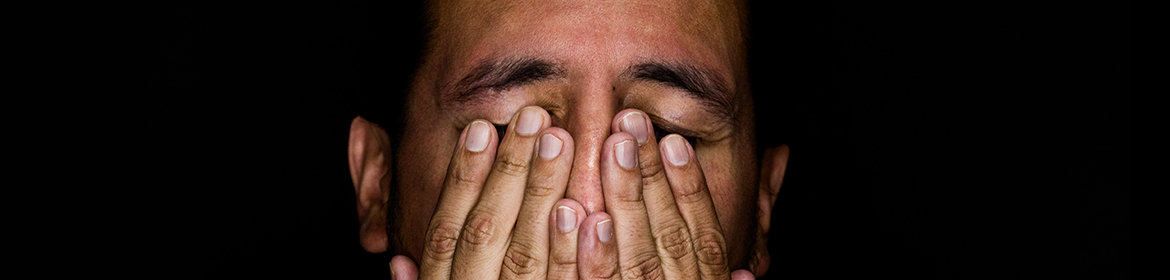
[349,0,789,278]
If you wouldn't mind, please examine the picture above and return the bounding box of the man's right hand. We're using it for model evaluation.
[392,106,582,280]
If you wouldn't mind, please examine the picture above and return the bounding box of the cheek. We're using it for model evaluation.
[696,142,758,266]
[394,123,459,259]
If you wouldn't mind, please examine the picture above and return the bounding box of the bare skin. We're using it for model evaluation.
[348,0,790,278]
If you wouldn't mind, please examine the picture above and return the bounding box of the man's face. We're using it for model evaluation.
[394,0,758,268]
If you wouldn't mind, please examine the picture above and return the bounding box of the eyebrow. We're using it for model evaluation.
[444,57,567,104]
[623,61,735,119]
[442,57,736,121]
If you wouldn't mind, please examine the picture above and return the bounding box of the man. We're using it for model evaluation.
[347,0,789,278]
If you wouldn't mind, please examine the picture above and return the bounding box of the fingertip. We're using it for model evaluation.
[537,127,575,160]
[602,132,639,172]
[545,127,575,147]
[612,109,652,144]
[603,131,638,149]
[513,106,551,136]
[552,198,586,232]
[390,255,418,280]
[660,134,693,167]
[578,212,620,279]
[731,269,756,280]
[548,198,587,279]
[555,206,578,233]
[579,211,613,245]
[463,120,496,153]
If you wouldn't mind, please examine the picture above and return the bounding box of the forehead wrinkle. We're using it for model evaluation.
[427,0,748,112]
[432,0,739,52]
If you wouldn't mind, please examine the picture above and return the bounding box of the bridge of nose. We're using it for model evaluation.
[562,73,620,215]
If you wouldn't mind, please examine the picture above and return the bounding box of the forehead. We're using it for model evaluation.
[430,0,744,83]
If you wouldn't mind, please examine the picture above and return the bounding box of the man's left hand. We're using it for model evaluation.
[569,109,755,280]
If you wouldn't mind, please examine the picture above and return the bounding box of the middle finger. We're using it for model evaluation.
[600,131,665,280]
[499,127,575,279]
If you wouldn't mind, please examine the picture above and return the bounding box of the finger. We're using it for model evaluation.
[661,134,730,279]
[600,132,665,280]
[578,212,621,280]
[419,120,498,280]
[547,199,586,280]
[501,128,575,280]
[452,106,551,279]
[730,270,755,280]
[614,109,698,279]
[391,255,419,280]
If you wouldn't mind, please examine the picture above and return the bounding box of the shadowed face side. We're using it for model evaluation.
[393,0,759,268]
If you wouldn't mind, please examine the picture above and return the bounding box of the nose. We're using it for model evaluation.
[562,83,616,215]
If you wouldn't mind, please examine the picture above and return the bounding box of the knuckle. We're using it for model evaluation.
[460,214,499,251]
[693,230,729,271]
[615,187,645,205]
[551,250,578,267]
[445,160,483,189]
[621,254,665,280]
[548,266,578,280]
[525,181,557,198]
[586,263,621,280]
[503,244,542,276]
[638,156,668,187]
[425,220,462,257]
[655,225,693,261]
[450,170,480,186]
[493,155,530,176]
[609,197,647,213]
[672,181,707,204]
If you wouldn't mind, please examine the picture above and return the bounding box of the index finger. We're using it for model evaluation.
[419,120,498,280]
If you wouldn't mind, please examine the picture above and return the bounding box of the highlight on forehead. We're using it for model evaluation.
[421,0,752,109]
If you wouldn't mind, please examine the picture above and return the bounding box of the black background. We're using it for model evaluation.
[100,0,1128,278]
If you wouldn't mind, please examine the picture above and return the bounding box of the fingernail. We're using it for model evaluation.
[466,121,491,152]
[597,219,613,243]
[556,206,576,233]
[515,107,542,136]
[663,135,690,166]
[620,112,649,143]
[615,140,637,169]
[539,134,563,159]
